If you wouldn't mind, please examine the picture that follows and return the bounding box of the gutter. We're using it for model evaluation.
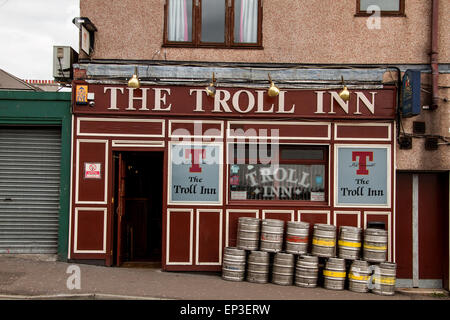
[430,0,439,110]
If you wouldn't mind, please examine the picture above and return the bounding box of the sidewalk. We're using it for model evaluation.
[0,254,448,300]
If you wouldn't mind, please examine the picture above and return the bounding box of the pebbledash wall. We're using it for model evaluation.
[68,81,397,270]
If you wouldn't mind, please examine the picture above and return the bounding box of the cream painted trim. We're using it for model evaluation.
[261,209,295,221]
[225,209,259,247]
[77,117,165,138]
[68,115,75,260]
[75,139,109,205]
[363,211,392,262]
[298,210,331,224]
[333,210,361,228]
[334,122,392,141]
[73,207,107,254]
[168,119,224,139]
[226,121,331,140]
[195,209,223,266]
[167,141,223,206]
[334,144,392,208]
[166,208,194,265]
[111,140,165,148]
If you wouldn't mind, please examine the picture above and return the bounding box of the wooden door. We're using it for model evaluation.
[116,153,127,266]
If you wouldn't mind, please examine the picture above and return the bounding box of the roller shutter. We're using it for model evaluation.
[0,127,61,253]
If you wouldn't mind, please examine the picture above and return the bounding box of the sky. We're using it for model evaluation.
[0,0,79,80]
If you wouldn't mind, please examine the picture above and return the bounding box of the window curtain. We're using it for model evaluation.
[239,0,258,43]
[168,0,189,41]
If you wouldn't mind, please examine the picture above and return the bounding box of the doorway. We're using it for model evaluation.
[113,151,164,267]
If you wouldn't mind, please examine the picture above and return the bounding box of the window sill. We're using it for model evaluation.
[162,43,264,50]
[354,13,406,17]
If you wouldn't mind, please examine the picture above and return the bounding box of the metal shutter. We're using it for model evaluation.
[0,127,61,253]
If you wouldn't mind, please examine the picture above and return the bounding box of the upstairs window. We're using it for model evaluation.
[356,0,405,16]
[164,0,262,48]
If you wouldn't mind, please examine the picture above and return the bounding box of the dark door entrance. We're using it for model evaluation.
[113,151,163,267]
[395,171,449,289]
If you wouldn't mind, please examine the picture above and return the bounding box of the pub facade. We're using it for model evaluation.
[69,80,397,271]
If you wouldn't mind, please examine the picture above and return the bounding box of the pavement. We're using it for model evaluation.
[0,254,449,301]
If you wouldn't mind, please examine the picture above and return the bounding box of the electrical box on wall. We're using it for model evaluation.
[53,46,78,81]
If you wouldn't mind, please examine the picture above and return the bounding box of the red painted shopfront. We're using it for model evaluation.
[68,82,397,271]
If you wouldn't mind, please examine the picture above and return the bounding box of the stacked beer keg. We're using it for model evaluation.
[221,218,396,296]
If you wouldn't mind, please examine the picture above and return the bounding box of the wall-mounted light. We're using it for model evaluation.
[267,73,280,98]
[127,66,141,89]
[339,76,350,101]
[205,72,216,98]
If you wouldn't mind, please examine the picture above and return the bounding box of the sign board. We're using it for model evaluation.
[84,162,101,179]
[169,143,221,203]
[401,69,421,117]
[81,25,90,55]
[336,146,389,206]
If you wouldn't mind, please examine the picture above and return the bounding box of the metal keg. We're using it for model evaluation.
[237,217,261,251]
[222,247,246,281]
[348,260,371,293]
[272,252,295,286]
[338,226,362,260]
[372,262,397,296]
[311,224,336,258]
[363,228,388,263]
[295,254,319,288]
[260,219,285,253]
[323,257,346,290]
[285,221,310,255]
[246,251,270,284]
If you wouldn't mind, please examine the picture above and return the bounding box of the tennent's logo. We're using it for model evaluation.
[352,151,374,175]
[185,148,206,173]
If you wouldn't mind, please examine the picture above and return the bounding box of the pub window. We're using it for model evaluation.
[164,0,262,48]
[228,145,328,202]
[356,0,405,16]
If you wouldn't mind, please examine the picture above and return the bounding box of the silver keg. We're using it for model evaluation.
[295,254,319,288]
[372,262,397,296]
[323,257,346,290]
[222,247,246,281]
[348,260,371,293]
[285,221,310,255]
[246,251,270,284]
[237,217,261,251]
[260,219,285,253]
[363,228,388,263]
[311,224,336,258]
[272,252,295,286]
[338,226,362,260]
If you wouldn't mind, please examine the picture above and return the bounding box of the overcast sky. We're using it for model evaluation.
[0,0,79,80]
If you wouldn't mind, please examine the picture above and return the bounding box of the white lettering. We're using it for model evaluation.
[255,90,274,113]
[232,90,255,113]
[355,92,376,114]
[153,88,172,111]
[329,91,349,114]
[105,87,124,110]
[213,90,232,113]
[314,91,326,114]
[276,91,295,113]
[190,89,206,112]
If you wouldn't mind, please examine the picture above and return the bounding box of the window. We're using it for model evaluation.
[356,0,405,16]
[164,0,262,48]
[228,145,328,202]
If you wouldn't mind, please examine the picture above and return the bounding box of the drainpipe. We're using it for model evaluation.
[430,0,439,110]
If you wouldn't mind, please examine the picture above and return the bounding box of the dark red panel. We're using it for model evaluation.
[197,211,221,263]
[418,173,446,280]
[168,210,192,263]
[395,173,413,279]
[77,141,106,202]
[336,124,389,139]
[227,210,258,247]
[79,119,163,136]
[170,122,222,137]
[335,212,359,230]
[229,123,329,139]
[76,210,105,251]
[299,212,330,238]
[263,211,294,222]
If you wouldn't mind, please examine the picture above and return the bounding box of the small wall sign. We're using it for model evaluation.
[84,162,101,179]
